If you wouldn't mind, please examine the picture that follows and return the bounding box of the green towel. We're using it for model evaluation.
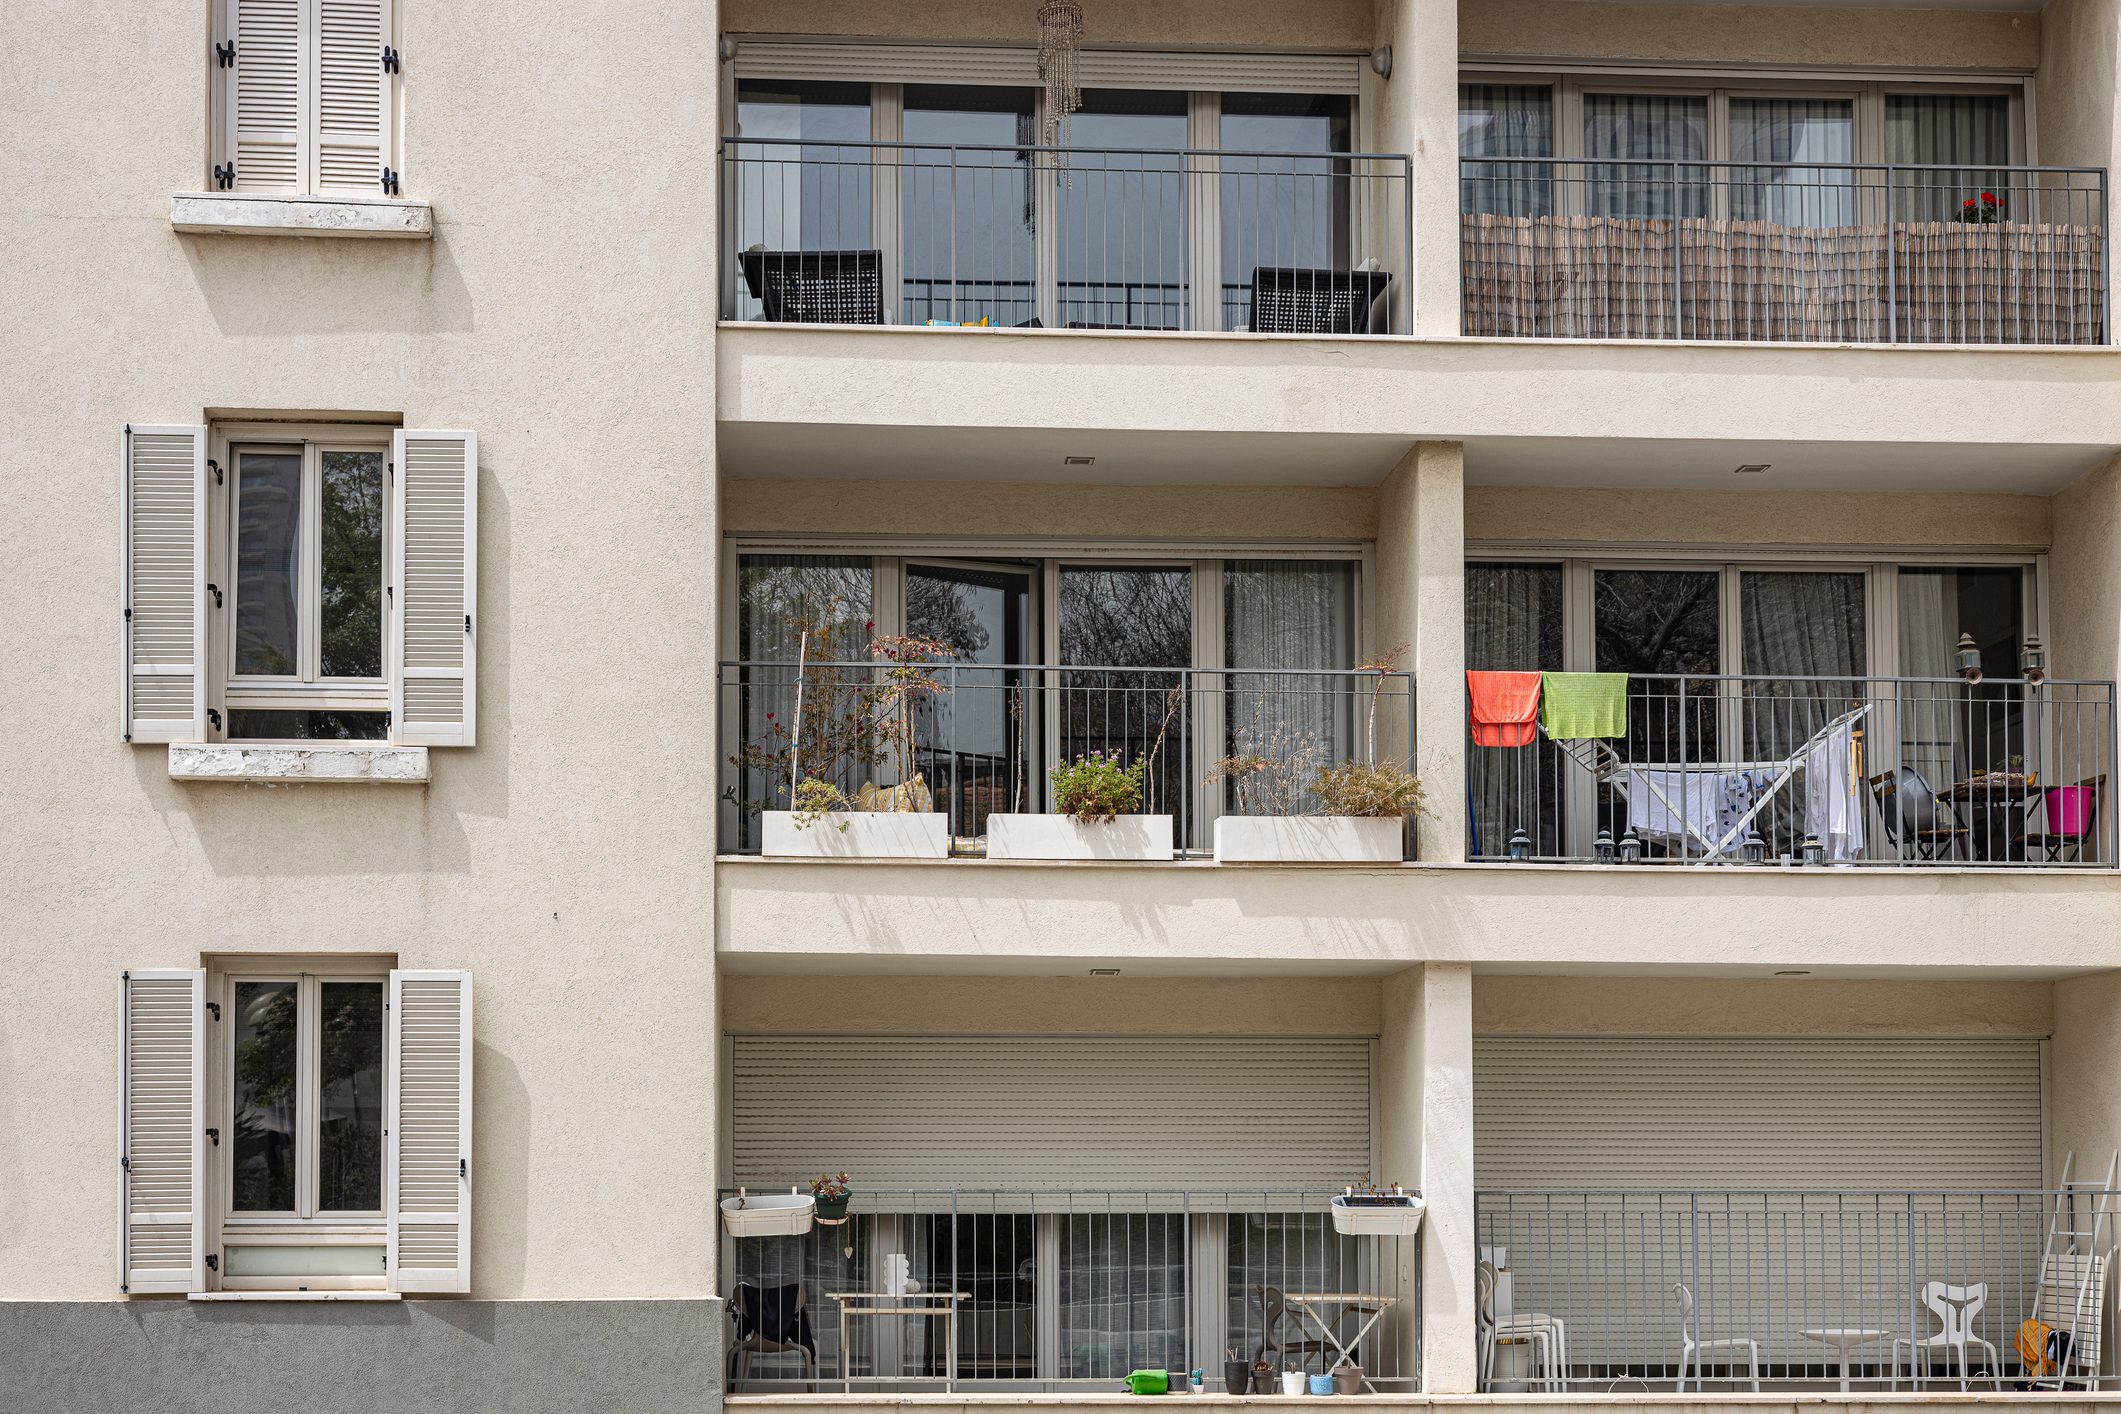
[1540,672,1629,740]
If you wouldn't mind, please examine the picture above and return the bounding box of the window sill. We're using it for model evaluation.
[168,742,429,785]
[188,1291,400,1302]
[170,192,434,240]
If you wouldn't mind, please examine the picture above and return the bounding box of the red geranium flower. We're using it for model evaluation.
[1980,191,1999,205]
[1963,198,1978,209]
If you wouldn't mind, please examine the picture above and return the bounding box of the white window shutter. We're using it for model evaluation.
[226,0,306,192]
[316,0,392,195]
[121,425,206,744]
[386,969,472,1293]
[121,970,205,1295]
[390,430,477,746]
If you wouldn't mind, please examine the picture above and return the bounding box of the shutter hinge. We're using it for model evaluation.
[205,1128,220,1147]
[380,166,401,197]
[206,1253,220,1272]
[209,458,223,485]
[216,39,236,67]
[213,161,237,191]
[460,1158,468,1179]
[123,607,133,623]
[206,1001,221,1021]
[207,583,222,609]
[465,615,472,634]
[207,707,223,731]
[381,44,400,73]
[120,1155,130,1172]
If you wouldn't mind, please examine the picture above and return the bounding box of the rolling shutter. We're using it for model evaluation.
[316,0,391,195]
[226,0,306,191]
[390,429,476,746]
[1473,1035,2044,1189]
[121,970,205,1294]
[729,42,1361,94]
[386,969,472,1293]
[121,425,206,744]
[731,1035,1372,1207]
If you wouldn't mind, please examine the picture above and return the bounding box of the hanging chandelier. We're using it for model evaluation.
[1037,0,1084,147]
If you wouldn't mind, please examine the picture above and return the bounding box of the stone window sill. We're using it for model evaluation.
[170,192,434,239]
[187,1291,401,1302]
[168,743,430,785]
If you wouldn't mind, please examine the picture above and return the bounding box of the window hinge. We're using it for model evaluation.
[208,458,223,486]
[206,583,222,609]
[213,160,237,191]
[206,1253,220,1272]
[216,39,236,67]
[120,1155,130,1172]
[205,1128,220,1147]
[380,166,400,197]
[381,44,400,73]
[205,1001,221,1021]
[123,607,133,623]
[207,707,223,732]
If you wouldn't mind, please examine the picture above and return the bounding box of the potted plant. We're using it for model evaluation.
[1212,648,1426,863]
[811,1171,852,1223]
[719,1185,817,1238]
[1330,1176,1426,1236]
[1333,1360,1364,1395]
[1250,1359,1275,1394]
[1223,1351,1250,1395]
[987,749,1175,860]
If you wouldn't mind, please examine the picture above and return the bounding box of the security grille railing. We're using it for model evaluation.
[1474,1190,2116,1392]
[1461,158,2108,344]
[722,138,1412,333]
[1468,674,2116,866]
[720,661,1415,857]
[721,1187,1420,1393]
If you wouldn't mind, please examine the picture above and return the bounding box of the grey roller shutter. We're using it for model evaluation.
[729,43,1360,95]
[731,1035,1372,1208]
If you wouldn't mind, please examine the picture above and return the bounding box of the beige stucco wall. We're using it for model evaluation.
[723,0,1375,49]
[2050,453,2121,682]
[1466,485,2052,549]
[2,0,722,1301]
[2050,970,2121,1182]
[1462,0,2041,70]
[1476,975,2054,1035]
[723,973,1382,1033]
[2038,0,2121,171]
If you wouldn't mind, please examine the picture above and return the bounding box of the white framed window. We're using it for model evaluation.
[210,0,401,198]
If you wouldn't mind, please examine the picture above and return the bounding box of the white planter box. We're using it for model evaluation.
[986,814,1175,861]
[1213,815,1404,863]
[1330,1193,1426,1236]
[761,811,949,859]
[720,1192,815,1238]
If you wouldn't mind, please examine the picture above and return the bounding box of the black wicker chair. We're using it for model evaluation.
[741,249,884,325]
[1248,266,1393,334]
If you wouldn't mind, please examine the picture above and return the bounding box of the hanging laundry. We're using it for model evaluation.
[1539,672,1629,740]
[1803,719,1866,862]
[1467,671,1543,748]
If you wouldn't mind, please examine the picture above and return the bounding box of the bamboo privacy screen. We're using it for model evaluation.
[1462,213,2106,344]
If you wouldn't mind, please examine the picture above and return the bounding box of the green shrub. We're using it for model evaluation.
[1050,750,1147,822]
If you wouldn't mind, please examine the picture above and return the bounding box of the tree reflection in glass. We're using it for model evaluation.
[233,981,298,1212]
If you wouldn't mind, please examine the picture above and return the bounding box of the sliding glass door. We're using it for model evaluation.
[901,86,1038,326]
[907,561,1036,835]
[1056,565,1194,816]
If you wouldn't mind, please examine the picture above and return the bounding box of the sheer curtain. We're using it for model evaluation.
[1740,573,1867,852]
[1465,563,1564,858]
[1729,98,1855,226]
[1583,93,1708,218]
[1460,84,1553,218]
[1887,94,2011,223]
[735,554,875,846]
[1225,562,1358,814]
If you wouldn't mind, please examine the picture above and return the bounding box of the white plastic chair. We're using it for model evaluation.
[1478,1260,1566,1391]
[1892,1281,2000,1391]
[1672,1282,1760,1392]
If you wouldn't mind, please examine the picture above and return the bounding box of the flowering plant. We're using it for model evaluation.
[1956,190,2002,225]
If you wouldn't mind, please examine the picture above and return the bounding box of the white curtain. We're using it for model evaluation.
[1887,94,2010,223]
[1460,84,1553,218]
[1729,98,1855,227]
[1583,93,1708,218]
[1224,561,1359,812]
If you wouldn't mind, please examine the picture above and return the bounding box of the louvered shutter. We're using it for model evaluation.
[386,969,472,1293]
[390,430,476,746]
[226,0,306,191]
[121,425,206,744]
[316,0,391,195]
[121,970,205,1294]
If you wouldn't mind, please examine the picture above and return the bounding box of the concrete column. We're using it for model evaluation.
[1379,963,1478,1394]
[1376,442,1466,861]
[2049,453,2121,682]
[1367,0,1460,334]
[2050,972,2121,1185]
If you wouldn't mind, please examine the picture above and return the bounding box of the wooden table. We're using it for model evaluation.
[1948,776,2036,861]
[828,1290,966,1392]
[1287,1291,1398,1391]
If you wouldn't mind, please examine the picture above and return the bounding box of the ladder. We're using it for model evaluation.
[2031,1151,2118,1390]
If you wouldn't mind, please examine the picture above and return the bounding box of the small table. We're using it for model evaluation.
[1287,1291,1399,1392]
[829,1291,966,1392]
[1802,1327,1886,1392]
[1949,776,2037,862]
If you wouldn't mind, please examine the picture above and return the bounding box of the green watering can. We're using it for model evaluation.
[1122,1369,1170,1395]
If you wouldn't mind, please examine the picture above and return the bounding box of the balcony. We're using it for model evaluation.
[721,1187,1420,1395]
[719,661,1415,859]
[1460,158,2108,345]
[720,138,1411,334]
[1469,673,2117,867]
[1474,1188,2109,1393]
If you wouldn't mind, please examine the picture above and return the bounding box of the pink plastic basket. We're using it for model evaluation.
[2044,784,2097,836]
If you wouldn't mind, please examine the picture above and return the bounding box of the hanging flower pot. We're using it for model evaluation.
[1330,1187,1426,1236]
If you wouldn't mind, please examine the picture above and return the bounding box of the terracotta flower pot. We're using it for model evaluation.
[1333,1364,1364,1395]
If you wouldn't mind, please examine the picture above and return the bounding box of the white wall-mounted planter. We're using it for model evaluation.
[1330,1192,1426,1237]
[1213,815,1405,863]
[761,811,949,859]
[986,814,1175,861]
[720,1192,816,1238]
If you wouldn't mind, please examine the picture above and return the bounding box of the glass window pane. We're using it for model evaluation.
[232,981,298,1212]
[922,1213,1037,1379]
[319,450,385,679]
[1739,571,1868,854]
[1886,94,2011,222]
[1459,84,1553,218]
[1729,98,1854,226]
[908,564,1035,835]
[732,81,873,319]
[1056,90,1189,330]
[1059,565,1193,818]
[1466,562,1565,858]
[318,981,384,1212]
[1223,562,1358,813]
[1061,1213,1188,1379]
[1898,566,2024,790]
[234,450,302,677]
[223,1244,386,1277]
[1583,93,1708,218]
[734,556,876,845]
[1227,1213,1369,1376]
[1595,568,1721,850]
[226,710,389,741]
[902,86,1038,327]
[1219,94,1353,330]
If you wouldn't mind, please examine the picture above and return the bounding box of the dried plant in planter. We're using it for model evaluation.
[1051,749,1147,822]
[1207,716,1327,816]
[1311,644,1430,820]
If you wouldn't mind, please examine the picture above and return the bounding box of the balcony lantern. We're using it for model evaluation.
[1956,632,1984,683]
[1507,827,1531,861]
[1593,828,1616,864]
[2022,633,2047,688]
[1742,830,1767,864]
[1801,832,1825,866]
[1618,828,1643,864]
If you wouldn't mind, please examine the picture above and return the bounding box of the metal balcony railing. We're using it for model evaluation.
[1475,1189,2116,1392]
[1469,673,2116,867]
[721,138,1412,333]
[719,661,1415,857]
[722,1187,1421,1393]
[1460,158,2108,343]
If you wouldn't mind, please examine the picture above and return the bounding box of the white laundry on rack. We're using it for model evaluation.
[1619,769,1766,852]
[1803,720,1866,862]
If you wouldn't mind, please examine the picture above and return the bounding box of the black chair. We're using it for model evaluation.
[728,1281,818,1385]
[740,249,883,325]
[1249,266,1393,334]
[1868,767,1969,861]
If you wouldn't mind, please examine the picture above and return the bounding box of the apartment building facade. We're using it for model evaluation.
[10,0,2121,1410]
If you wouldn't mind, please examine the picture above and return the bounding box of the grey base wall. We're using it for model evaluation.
[2,1298,723,1414]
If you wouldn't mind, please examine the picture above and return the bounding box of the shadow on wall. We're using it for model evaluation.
[470,1038,528,1300]
[176,228,475,339]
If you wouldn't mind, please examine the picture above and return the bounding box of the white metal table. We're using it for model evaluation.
[1288,1291,1399,1392]
[1802,1327,1887,1392]
[828,1291,966,1392]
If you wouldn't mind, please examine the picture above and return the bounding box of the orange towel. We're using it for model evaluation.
[1468,671,1543,748]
